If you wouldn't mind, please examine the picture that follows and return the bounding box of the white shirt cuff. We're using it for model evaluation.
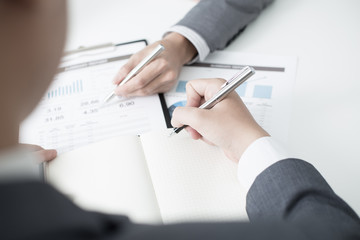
[238,137,290,193]
[165,25,210,63]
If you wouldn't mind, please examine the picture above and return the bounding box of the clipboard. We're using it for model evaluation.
[60,39,171,128]
[63,39,147,61]
[21,38,172,160]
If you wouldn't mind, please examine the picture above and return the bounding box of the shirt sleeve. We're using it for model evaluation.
[174,0,274,53]
[237,136,290,193]
[0,148,42,182]
[165,25,210,63]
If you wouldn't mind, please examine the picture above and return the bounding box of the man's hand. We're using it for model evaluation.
[171,78,269,162]
[20,144,57,163]
[113,32,197,97]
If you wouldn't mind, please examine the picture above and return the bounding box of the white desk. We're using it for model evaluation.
[67,0,360,214]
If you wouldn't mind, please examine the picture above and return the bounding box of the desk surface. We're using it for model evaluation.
[67,0,360,214]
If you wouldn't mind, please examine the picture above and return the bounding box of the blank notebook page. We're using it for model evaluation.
[47,135,162,223]
[141,129,248,223]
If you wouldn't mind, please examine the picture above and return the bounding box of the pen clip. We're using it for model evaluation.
[220,76,235,89]
[220,82,228,89]
[220,67,249,89]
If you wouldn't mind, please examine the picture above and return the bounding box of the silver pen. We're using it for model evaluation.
[169,66,255,137]
[103,44,165,103]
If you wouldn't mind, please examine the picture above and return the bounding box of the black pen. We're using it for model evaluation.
[169,66,255,137]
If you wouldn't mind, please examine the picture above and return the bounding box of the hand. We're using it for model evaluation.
[171,78,269,162]
[113,32,197,97]
[20,144,57,163]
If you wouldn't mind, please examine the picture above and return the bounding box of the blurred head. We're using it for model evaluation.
[0,0,67,146]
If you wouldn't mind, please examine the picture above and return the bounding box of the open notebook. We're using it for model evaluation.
[46,129,247,224]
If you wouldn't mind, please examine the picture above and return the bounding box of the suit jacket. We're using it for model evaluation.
[176,0,274,52]
[0,158,359,240]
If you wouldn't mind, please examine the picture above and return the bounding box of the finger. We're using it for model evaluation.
[186,126,202,140]
[35,149,57,163]
[150,71,178,93]
[114,42,165,85]
[171,106,208,131]
[127,71,177,97]
[113,56,139,85]
[114,59,165,96]
[186,78,226,107]
[19,144,44,151]
[200,137,216,146]
[185,127,214,146]
[185,81,203,107]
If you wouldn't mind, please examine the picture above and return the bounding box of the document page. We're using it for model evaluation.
[165,52,297,143]
[20,41,167,153]
[140,129,247,223]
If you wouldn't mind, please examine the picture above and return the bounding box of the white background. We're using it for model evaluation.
[66,0,360,214]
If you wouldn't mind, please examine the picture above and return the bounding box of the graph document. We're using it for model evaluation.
[20,41,167,153]
[165,52,297,143]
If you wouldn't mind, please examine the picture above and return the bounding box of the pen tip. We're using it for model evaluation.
[168,130,176,137]
[98,102,105,109]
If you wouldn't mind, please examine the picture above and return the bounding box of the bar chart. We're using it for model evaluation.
[235,83,247,97]
[47,79,83,99]
[253,85,272,99]
[176,80,187,93]
[176,79,273,100]
[235,83,273,99]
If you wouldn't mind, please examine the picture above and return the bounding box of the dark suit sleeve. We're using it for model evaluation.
[0,181,304,240]
[175,0,274,52]
[247,158,360,239]
[1,159,359,240]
